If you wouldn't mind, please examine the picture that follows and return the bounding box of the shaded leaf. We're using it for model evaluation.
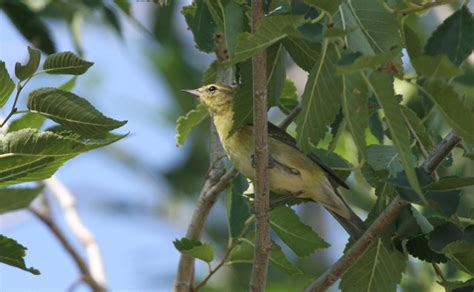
[226,174,250,239]
[367,145,404,176]
[403,24,423,59]
[14,46,41,81]
[28,88,127,136]
[442,240,474,275]
[340,238,407,292]
[425,6,474,66]
[0,186,43,213]
[400,105,433,153]
[305,0,342,13]
[406,235,448,263]
[173,238,214,263]
[175,104,208,146]
[7,113,45,133]
[412,55,464,79]
[223,0,245,58]
[2,2,55,54]
[270,205,329,257]
[426,190,461,216]
[43,52,93,75]
[425,177,474,191]
[296,42,342,152]
[182,0,216,53]
[0,61,15,108]
[283,36,321,72]
[429,222,463,252]
[336,49,400,74]
[422,81,474,146]
[0,235,39,275]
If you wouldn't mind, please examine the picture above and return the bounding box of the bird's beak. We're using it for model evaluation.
[181,89,200,97]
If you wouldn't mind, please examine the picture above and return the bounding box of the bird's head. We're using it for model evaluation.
[183,84,234,115]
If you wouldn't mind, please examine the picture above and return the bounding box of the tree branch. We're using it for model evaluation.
[44,177,107,290]
[30,196,105,292]
[279,104,302,130]
[250,1,271,291]
[305,130,463,291]
[173,34,235,292]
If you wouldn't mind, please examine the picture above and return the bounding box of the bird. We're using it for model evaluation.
[183,84,366,239]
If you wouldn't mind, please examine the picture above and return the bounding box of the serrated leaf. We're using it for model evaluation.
[7,113,46,133]
[342,73,368,161]
[278,79,299,114]
[403,24,423,59]
[425,6,474,66]
[223,0,245,58]
[422,81,474,146]
[406,235,448,263]
[14,46,41,81]
[283,36,321,72]
[425,177,474,191]
[226,174,250,239]
[228,236,303,276]
[175,104,208,146]
[412,55,464,79]
[230,15,305,64]
[0,61,15,108]
[340,238,407,292]
[173,238,214,263]
[270,205,329,257]
[367,145,404,176]
[0,186,43,213]
[296,42,342,152]
[365,72,424,202]
[400,105,434,153]
[2,2,55,54]
[336,49,400,74]
[43,52,93,75]
[0,234,40,275]
[305,0,342,13]
[429,222,463,252]
[182,0,216,53]
[334,1,401,54]
[0,129,125,186]
[27,88,127,136]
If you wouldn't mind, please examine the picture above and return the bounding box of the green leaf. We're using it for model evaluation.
[0,234,39,275]
[412,55,464,79]
[14,46,41,81]
[102,6,122,36]
[43,52,93,75]
[278,79,299,114]
[367,145,403,176]
[442,240,474,275]
[341,73,368,161]
[425,6,474,66]
[226,174,250,239]
[340,238,407,292]
[114,0,131,15]
[323,26,358,39]
[336,49,400,74]
[429,222,463,252]
[173,238,214,263]
[267,44,286,106]
[425,177,474,191]
[406,235,448,263]
[334,1,401,54]
[364,72,424,202]
[175,104,208,147]
[182,0,216,53]
[311,148,353,180]
[228,236,303,276]
[439,278,474,292]
[0,186,43,213]
[58,77,77,92]
[296,42,342,152]
[7,113,46,133]
[400,106,434,153]
[0,61,15,108]
[202,61,217,85]
[270,205,329,257]
[27,88,127,136]
[0,129,125,186]
[283,36,321,72]
[223,0,245,58]
[230,15,305,64]
[422,81,474,146]
[305,0,342,13]
[2,2,55,54]
[427,190,461,216]
[402,24,423,59]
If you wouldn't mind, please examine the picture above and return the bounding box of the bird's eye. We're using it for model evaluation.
[208,85,217,92]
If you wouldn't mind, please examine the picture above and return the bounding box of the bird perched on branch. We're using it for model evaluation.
[183,84,366,239]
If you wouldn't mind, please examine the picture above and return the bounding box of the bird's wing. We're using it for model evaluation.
[266,122,349,189]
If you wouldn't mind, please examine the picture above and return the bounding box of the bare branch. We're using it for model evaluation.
[422,130,461,173]
[250,1,271,291]
[279,104,302,130]
[173,34,235,292]
[44,177,107,290]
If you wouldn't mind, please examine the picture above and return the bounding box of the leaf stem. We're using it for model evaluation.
[397,0,458,15]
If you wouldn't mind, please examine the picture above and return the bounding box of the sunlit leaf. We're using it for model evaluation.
[28,88,127,136]
[43,52,93,75]
[278,79,299,114]
[0,61,15,108]
[0,235,40,275]
[175,104,208,147]
[14,46,41,81]
[173,237,214,263]
[0,186,43,213]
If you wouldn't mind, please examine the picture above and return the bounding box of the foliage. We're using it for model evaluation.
[175,0,474,290]
[0,46,126,274]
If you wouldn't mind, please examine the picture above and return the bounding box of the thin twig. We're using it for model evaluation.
[279,104,302,130]
[45,177,107,290]
[432,263,446,282]
[250,1,271,291]
[30,205,105,292]
[422,131,461,173]
[173,34,235,292]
